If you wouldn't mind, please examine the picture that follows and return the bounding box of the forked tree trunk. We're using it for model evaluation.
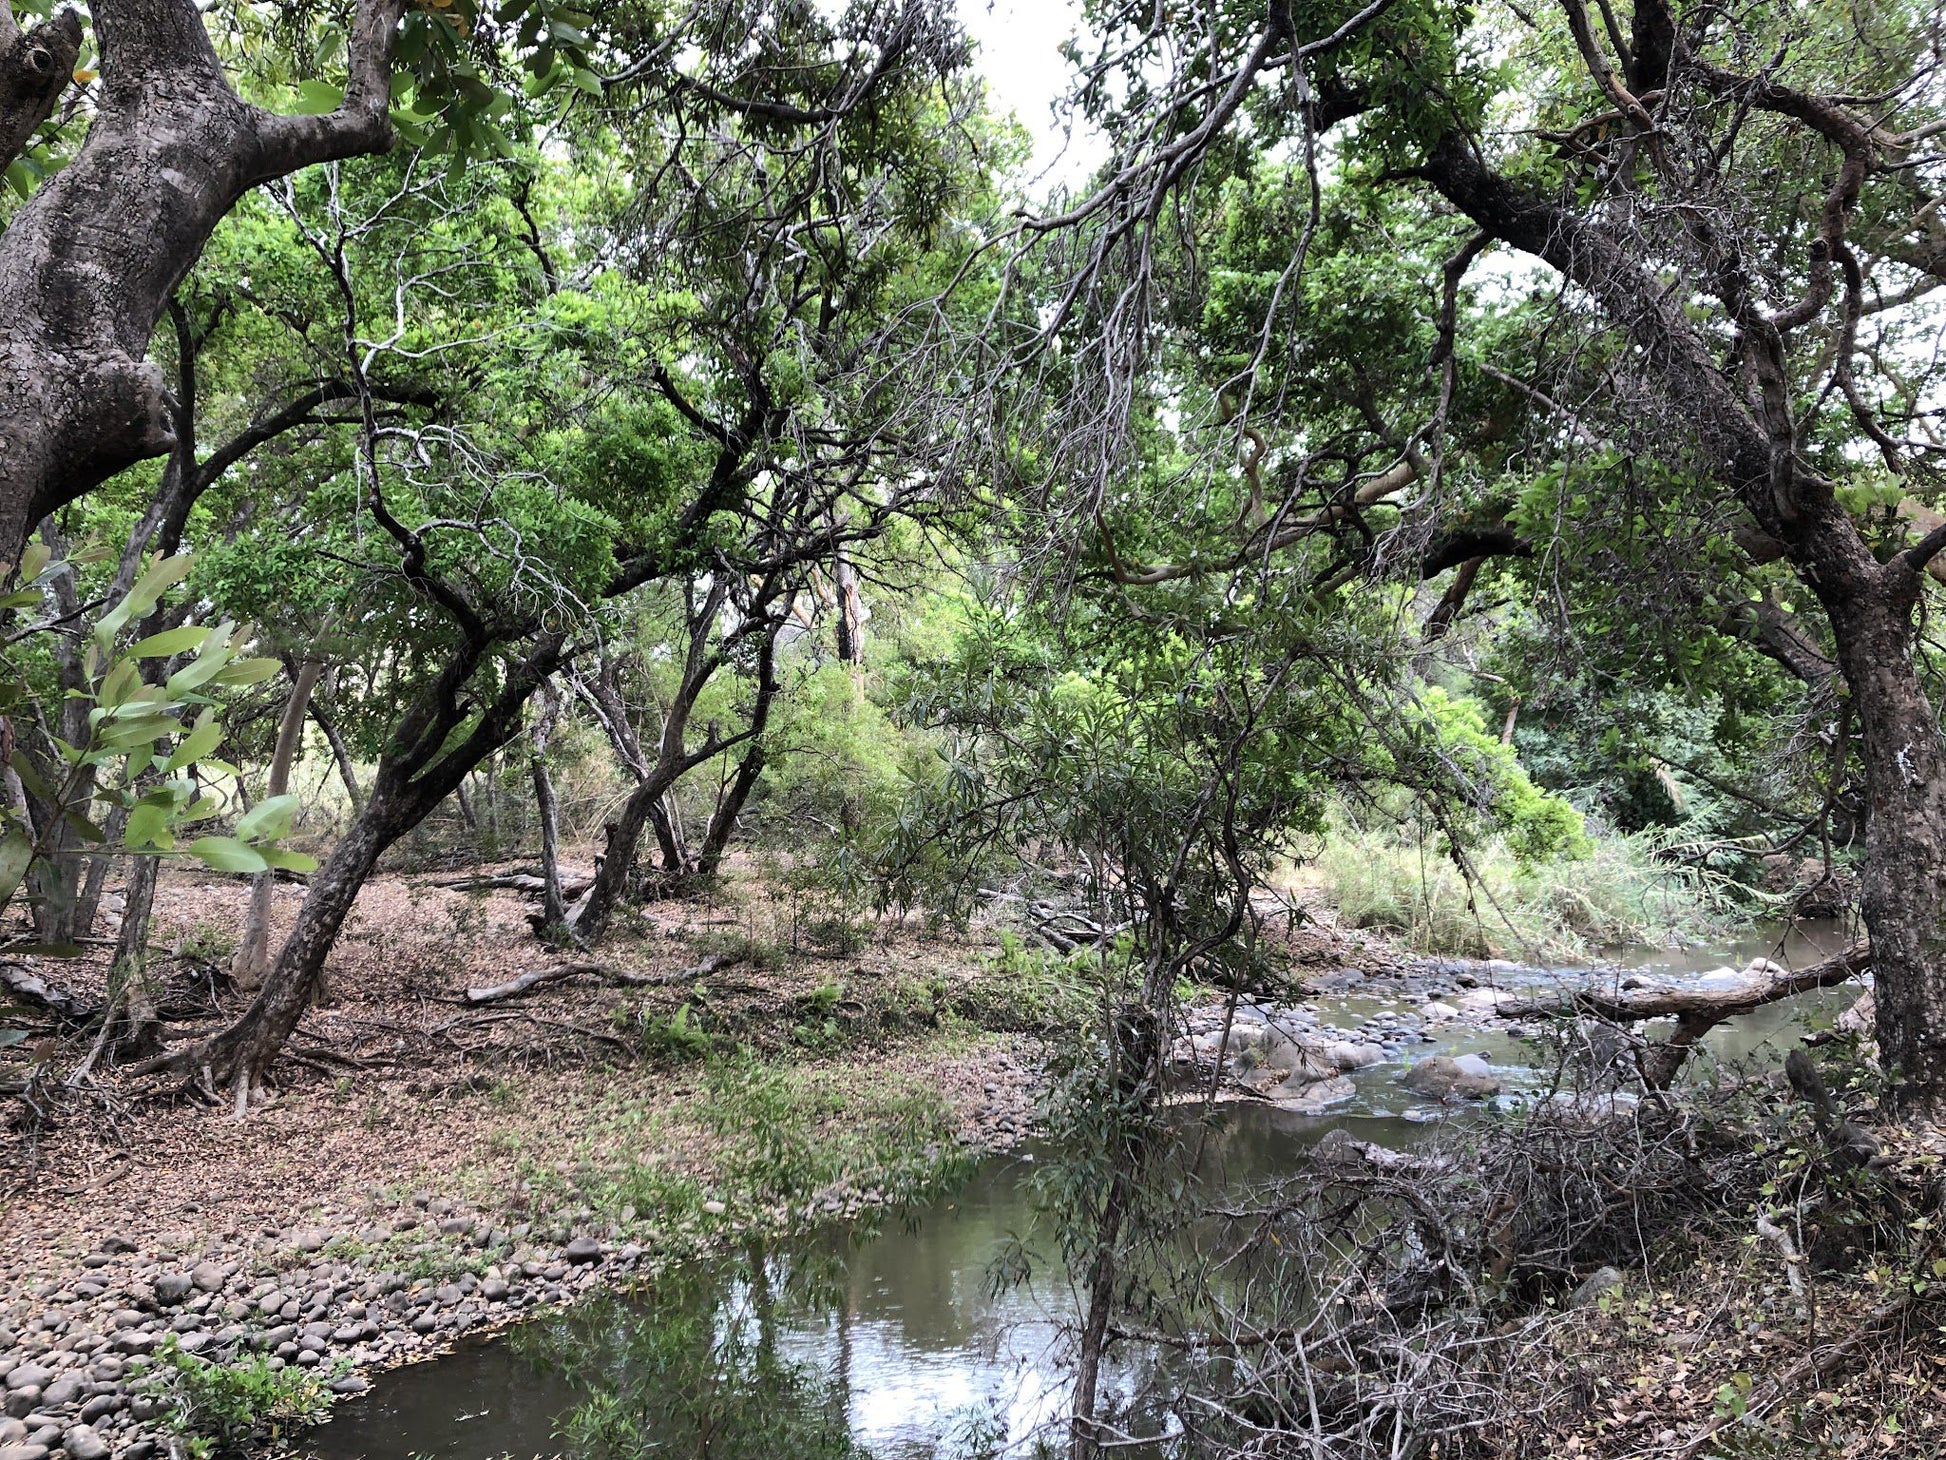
[694,628,781,879]
[0,0,408,565]
[232,660,323,991]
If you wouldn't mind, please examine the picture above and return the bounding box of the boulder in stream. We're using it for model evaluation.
[1259,1031,1337,1083]
[1272,1074,1356,1113]
[1400,1055,1500,1101]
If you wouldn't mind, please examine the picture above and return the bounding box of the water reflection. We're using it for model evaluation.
[307,923,1866,1460]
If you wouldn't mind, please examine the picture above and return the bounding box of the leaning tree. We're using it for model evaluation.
[0,0,608,560]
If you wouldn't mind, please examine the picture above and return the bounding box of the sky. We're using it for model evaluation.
[955,0,1108,191]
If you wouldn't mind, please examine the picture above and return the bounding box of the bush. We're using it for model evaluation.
[135,1337,340,1458]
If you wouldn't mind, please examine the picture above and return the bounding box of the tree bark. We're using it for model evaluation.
[527,678,567,936]
[564,583,731,944]
[694,625,781,878]
[232,659,323,992]
[0,0,408,564]
[104,851,161,1059]
[1418,127,1946,1115]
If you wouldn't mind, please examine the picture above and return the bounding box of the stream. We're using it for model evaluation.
[304,922,1862,1460]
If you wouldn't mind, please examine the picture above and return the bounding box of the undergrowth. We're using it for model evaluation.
[1318,823,1738,958]
[511,1049,975,1238]
[134,1336,342,1458]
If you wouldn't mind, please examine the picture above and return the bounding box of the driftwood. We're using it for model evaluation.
[978,888,1129,953]
[1500,942,1872,1087]
[0,963,102,1023]
[434,868,596,898]
[462,952,743,1005]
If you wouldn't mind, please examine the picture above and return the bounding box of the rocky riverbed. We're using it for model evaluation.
[0,1041,1041,1460]
[1172,945,1869,1120]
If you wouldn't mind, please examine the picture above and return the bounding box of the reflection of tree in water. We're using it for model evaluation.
[510,1241,873,1460]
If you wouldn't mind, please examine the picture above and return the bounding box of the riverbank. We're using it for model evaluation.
[0,862,1898,1460]
[0,866,1052,1459]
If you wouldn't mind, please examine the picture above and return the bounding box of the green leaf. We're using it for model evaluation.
[295,79,345,114]
[209,658,285,689]
[186,836,269,875]
[163,714,225,773]
[127,625,210,660]
[95,554,195,645]
[258,847,319,874]
[0,823,31,913]
[124,801,174,851]
[9,751,51,802]
[235,793,297,843]
[97,660,141,709]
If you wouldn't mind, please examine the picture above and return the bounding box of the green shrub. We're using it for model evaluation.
[134,1337,340,1458]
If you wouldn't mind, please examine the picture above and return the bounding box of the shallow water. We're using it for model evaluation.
[305,922,1864,1460]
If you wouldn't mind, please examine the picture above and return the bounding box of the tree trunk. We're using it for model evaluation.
[105,851,161,1058]
[833,544,864,665]
[1820,581,1946,1110]
[564,584,729,944]
[695,627,781,879]
[648,794,686,874]
[136,634,564,1103]
[528,679,568,936]
[232,660,323,992]
[312,699,364,814]
[0,0,408,565]
[1419,131,1946,1115]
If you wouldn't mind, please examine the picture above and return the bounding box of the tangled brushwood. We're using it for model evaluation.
[1065,1045,1946,1458]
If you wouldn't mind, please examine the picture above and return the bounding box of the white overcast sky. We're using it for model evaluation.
[957,0,1107,191]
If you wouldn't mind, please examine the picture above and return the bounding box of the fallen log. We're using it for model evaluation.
[462,952,743,1005]
[0,963,102,1024]
[1501,942,1871,1087]
[433,869,596,898]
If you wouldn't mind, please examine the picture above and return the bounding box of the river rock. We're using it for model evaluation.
[60,1424,108,1460]
[0,1444,48,1460]
[1274,1074,1356,1113]
[1419,1001,1460,1022]
[1569,1266,1625,1308]
[151,1274,194,1307]
[1839,988,1875,1037]
[189,1263,227,1294]
[1400,1055,1500,1101]
[3,1370,48,1395]
[1327,1041,1385,1071]
[1259,1031,1337,1083]
[563,1237,602,1265]
[37,1377,78,1410]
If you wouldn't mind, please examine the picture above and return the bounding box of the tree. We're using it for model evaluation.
[1021,0,1946,1112]
[0,0,593,558]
